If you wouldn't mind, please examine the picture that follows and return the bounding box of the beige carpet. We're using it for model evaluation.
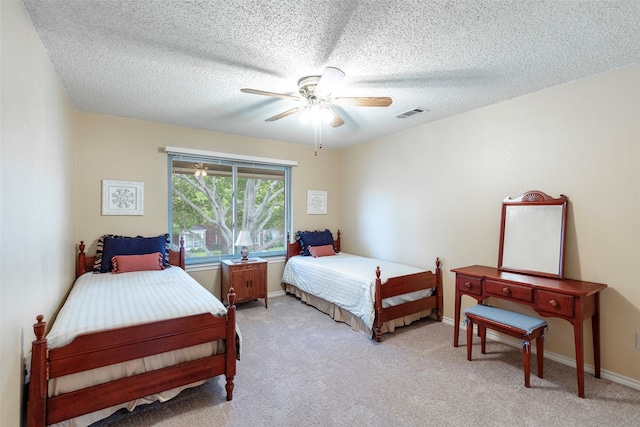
[92,295,640,426]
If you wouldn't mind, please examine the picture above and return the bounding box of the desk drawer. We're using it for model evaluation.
[485,280,533,303]
[536,291,574,317]
[456,275,482,296]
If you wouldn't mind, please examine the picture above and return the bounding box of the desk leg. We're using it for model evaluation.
[454,289,461,347]
[573,318,585,398]
[592,293,601,378]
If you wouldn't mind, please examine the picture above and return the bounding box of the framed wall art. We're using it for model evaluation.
[102,180,144,215]
[307,190,327,215]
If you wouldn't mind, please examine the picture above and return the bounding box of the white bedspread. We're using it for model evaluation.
[281,253,433,329]
[47,267,228,348]
[37,267,233,427]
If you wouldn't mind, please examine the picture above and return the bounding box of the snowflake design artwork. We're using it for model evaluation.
[307,190,327,214]
[309,194,323,211]
[111,188,136,209]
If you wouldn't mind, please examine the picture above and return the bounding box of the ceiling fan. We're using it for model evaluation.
[240,67,392,128]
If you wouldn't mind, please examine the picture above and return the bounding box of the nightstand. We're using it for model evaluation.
[221,258,268,308]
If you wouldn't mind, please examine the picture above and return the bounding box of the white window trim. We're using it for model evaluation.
[165,146,298,167]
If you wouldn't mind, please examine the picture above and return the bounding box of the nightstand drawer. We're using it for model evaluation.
[228,262,261,272]
[536,290,574,317]
[456,275,482,296]
[485,280,533,303]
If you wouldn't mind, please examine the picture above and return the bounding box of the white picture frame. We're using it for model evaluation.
[307,190,327,215]
[102,180,144,215]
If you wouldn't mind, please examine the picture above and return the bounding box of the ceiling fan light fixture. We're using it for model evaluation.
[194,163,208,177]
[242,66,391,155]
[299,103,332,127]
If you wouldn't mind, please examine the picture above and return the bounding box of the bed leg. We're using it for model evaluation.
[225,288,237,401]
[27,315,47,427]
[374,266,383,342]
[435,257,444,322]
[225,377,235,401]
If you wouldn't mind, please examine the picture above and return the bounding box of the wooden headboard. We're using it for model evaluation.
[285,230,341,260]
[76,238,186,278]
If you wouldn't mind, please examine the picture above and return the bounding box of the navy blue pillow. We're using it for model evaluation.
[297,229,336,256]
[93,234,119,272]
[100,235,168,273]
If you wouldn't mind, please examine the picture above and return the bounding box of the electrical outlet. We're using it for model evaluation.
[637,332,640,350]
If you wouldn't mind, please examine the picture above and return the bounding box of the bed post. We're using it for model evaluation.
[335,230,341,252]
[178,237,185,269]
[373,266,383,342]
[225,288,237,401]
[435,257,443,322]
[76,241,86,278]
[27,315,47,427]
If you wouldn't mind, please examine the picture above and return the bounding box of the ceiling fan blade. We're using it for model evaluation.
[328,109,345,128]
[332,97,393,107]
[315,67,346,97]
[241,88,301,101]
[265,106,303,122]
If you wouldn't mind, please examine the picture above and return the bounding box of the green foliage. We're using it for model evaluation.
[172,167,285,257]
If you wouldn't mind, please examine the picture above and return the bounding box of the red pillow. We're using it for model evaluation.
[308,244,336,258]
[111,252,165,274]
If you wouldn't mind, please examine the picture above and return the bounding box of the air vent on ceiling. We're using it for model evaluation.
[395,107,429,119]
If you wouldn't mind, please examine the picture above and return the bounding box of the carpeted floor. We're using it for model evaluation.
[92,295,640,426]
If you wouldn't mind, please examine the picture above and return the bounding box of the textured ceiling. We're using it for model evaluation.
[23,0,640,150]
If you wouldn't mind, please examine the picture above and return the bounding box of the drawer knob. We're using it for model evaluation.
[502,287,511,295]
[464,281,472,288]
[549,299,559,308]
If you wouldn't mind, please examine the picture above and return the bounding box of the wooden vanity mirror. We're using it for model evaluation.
[498,190,568,279]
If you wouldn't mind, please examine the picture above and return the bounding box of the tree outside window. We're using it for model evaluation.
[169,155,290,264]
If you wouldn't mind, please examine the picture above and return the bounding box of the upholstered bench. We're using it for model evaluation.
[464,304,547,388]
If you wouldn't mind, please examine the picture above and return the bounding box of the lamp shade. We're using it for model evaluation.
[235,230,253,260]
[235,231,253,247]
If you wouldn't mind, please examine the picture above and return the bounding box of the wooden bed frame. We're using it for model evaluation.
[285,230,443,341]
[27,240,237,427]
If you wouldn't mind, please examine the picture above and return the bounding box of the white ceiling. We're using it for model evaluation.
[23,0,640,150]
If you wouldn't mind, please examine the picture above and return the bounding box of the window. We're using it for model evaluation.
[168,152,292,265]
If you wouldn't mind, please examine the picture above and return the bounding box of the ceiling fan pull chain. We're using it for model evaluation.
[314,126,319,156]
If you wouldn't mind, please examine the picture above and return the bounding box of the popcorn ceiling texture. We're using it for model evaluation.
[22,0,640,149]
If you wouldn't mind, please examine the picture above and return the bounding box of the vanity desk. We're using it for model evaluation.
[452,265,607,398]
[456,190,608,398]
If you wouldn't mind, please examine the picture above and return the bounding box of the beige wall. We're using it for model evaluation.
[1,2,77,426]
[74,112,340,297]
[2,3,638,427]
[339,63,640,381]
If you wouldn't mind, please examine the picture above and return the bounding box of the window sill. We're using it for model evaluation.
[184,255,286,273]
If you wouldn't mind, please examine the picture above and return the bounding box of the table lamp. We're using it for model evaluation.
[235,230,253,261]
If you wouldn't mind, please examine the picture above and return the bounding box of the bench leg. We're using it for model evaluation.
[536,336,544,378]
[479,325,486,354]
[466,319,473,361]
[522,340,531,388]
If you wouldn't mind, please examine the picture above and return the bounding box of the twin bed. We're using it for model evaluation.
[27,229,441,426]
[27,237,238,427]
[282,230,443,341]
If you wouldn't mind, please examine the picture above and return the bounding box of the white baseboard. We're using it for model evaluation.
[443,316,640,392]
[268,290,286,298]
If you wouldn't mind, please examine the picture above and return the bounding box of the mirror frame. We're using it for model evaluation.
[498,190,568,279]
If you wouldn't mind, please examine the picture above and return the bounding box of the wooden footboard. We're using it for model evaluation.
[27,290,237,427]
[285,230,443,342]
[373,258,443,342]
